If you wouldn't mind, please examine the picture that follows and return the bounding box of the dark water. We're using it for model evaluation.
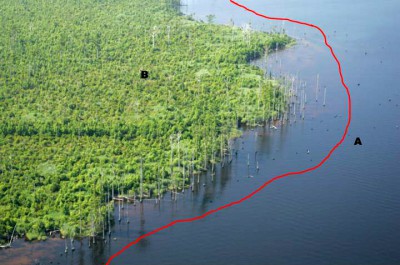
[2,1,400,264]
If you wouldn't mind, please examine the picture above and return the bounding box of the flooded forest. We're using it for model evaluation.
[0,0,292,243]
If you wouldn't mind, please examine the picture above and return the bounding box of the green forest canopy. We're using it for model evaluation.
[0,0,292,241]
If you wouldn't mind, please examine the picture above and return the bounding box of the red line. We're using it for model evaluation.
[105,1,352,264]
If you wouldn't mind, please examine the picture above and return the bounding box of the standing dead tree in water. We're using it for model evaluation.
[191,153,195,191]
[177,132,181,191]
[156,166,161,203]
[315,74,319,102]
[140,157,144,202]
[107,179,111,236]
[169,135,174,199]
[242,22,252,46]
[0,224,16,249]
[152,26,159,49]
[181,151,186,192]
[168,132,185,199]
[167,25,171,46]
[220,134,225,168]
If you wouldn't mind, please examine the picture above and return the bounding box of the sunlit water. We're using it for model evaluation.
[2,1,400,264]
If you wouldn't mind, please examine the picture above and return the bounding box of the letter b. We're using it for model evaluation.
[141,70,149,79]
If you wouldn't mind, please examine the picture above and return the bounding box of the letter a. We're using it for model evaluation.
[141,70,149,79]
[354,137,362,145]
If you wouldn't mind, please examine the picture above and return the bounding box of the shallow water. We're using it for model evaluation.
[2,0,400,264]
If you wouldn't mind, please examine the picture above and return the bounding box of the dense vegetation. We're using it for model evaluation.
[0,0,292,242]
